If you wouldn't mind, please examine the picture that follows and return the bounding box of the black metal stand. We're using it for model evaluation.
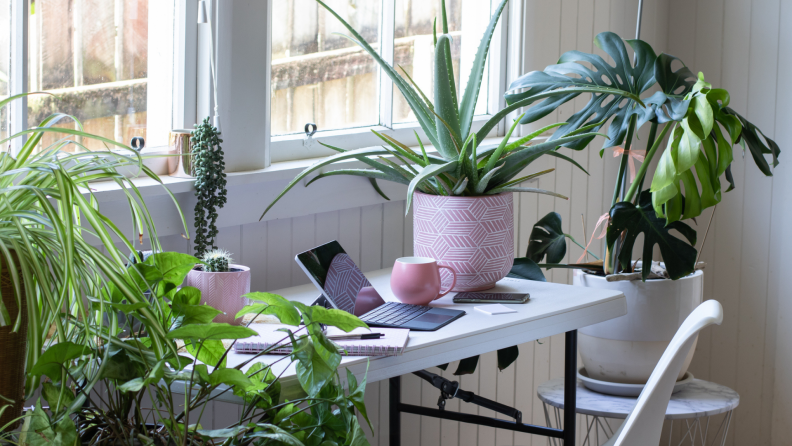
[389,330,578,445]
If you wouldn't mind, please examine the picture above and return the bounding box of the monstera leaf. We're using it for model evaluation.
[607,190,698,281]
[526,212,567,263]
[506,32,654,151]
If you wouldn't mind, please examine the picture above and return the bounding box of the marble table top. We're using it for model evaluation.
[537,379,739,420]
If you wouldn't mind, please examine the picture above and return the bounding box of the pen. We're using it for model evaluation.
[327,333,384,340]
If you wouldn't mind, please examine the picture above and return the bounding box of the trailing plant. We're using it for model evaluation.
[3,252,372,445]
[201,248,232,272]
[192,117,227,256]
[508,32,780,280]
[0,93,187,405]
[260,0,617,219]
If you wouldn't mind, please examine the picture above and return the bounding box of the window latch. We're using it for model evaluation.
[303,123,318,148]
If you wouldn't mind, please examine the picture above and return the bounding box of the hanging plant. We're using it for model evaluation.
[191,117,227,256]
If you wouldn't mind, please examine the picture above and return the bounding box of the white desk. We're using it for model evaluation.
[195,268,626,444]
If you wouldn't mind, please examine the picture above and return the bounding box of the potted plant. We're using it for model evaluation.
[260,0,601,291]
[187,118,251,321]
[185,249,251,324]
[2,252,372,445]
[0,94,187,430]
[509,32,780,385]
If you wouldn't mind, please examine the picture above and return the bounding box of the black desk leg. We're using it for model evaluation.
[390,376,401,446]
[563,330,578,445]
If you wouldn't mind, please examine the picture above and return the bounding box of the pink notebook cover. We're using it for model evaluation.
[234,324,409,357]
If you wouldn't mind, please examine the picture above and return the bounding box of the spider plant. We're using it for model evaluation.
[0,93,187,404]
[260,0,625,219]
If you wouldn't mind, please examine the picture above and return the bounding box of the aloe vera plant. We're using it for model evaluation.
[260,0,617,219]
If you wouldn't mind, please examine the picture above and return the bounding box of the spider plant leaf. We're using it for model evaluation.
[261,147,391,218]
[459,0,509,140]
[319,3,439,147]
[434,34,463,159]
[506,32,656,151]
[406,161,459,215]
[486,186,568,200]
[484,112,526,174]
[306,169,409,187]
[545,151,589,175]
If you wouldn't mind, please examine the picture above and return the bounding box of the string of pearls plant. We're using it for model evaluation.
[191,117,228,256]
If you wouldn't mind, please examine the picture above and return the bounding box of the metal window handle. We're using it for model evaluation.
[304,123,318,137]
[130,137,145,151]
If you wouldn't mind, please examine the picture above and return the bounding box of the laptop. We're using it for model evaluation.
[295,241,465,331]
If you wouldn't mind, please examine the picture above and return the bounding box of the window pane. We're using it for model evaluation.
[0,0,8,145]
[393,0,491,124]
[271,0,380,136]
[28,0,160,152]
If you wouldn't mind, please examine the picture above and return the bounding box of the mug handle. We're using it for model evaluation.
[436,265,457,299]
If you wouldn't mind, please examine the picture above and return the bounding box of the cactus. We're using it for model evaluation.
[202,249,232,273]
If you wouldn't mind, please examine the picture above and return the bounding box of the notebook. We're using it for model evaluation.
[234,324,410,357]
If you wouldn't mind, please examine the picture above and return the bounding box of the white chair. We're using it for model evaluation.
[603,300,723,446]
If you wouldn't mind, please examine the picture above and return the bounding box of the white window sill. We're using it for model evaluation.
[91,135,520,204]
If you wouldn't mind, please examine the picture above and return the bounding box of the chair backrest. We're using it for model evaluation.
[611,300,723,446]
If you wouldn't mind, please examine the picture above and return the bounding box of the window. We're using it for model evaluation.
[0,0,9,144]
[16,0,176,153]
[269,0,504,163]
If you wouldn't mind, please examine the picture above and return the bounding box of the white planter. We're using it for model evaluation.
[574,269,703,384]
[185,265,251,324]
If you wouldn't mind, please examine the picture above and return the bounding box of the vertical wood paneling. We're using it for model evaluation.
[289,214,316,286]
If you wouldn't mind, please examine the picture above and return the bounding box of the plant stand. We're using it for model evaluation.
[537,378,739,445]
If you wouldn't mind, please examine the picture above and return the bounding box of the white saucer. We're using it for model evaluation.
[578,367,695,397]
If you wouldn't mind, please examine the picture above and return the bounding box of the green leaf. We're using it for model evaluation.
[236,304,299,326]
[244,292,301,325]
[607,190,698,281]
[453,355,480,376]
[167,323,257,341]
[405,162,458,214]
[722,107,780,175]
[41,382,74,414]
[184,339,228,369]
[208,368,253,389]
[247,425,305,446]
[118,360,166,393]
[347,366,372,432]
[30,342,90,380]
[196,426,248,438]
[507,32,656,151]
[173,286,202,306]
[293,335,340,397]
[309,306,369,332]
[497,346,519,371]
[507,258,547,282]
[526,212,567,264]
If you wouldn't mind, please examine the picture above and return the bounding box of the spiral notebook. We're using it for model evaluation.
[234,324,410,357]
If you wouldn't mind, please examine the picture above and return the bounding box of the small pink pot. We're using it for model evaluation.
[184,264,251,324]
[413,192,514,292]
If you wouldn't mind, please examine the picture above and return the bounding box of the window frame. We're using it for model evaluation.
[265,0,515,165]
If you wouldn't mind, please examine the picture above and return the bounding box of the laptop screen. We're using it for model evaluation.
[295,241,372,314]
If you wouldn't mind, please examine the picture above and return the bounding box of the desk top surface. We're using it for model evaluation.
[216,268,627,401]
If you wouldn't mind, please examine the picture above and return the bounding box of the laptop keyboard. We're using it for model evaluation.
[361,302,431,326]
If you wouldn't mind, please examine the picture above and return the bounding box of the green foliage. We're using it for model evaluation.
[512,32,780,279]
[200,248,232,272]
[507,258,547,282]
[261,0,604,219]
[191,117,227,256]
[7,249,373,446]
[526,212,568,264]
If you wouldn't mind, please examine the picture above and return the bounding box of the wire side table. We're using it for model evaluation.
[537,378,739,446]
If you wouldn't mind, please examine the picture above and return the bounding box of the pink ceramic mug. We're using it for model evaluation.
[390,257,457,305]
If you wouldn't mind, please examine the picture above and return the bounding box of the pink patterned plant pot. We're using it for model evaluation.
[185,264,251,324]
[413,192,514,292]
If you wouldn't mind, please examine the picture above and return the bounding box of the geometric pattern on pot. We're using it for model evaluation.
[413,192,514,292]
[185,265,251,324]
[325,253,372,314]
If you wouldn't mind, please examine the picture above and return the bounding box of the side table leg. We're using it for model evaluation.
[563,330,578,445]
[390,376,401,446]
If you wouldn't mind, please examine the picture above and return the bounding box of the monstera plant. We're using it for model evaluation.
[509,32,779,280]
